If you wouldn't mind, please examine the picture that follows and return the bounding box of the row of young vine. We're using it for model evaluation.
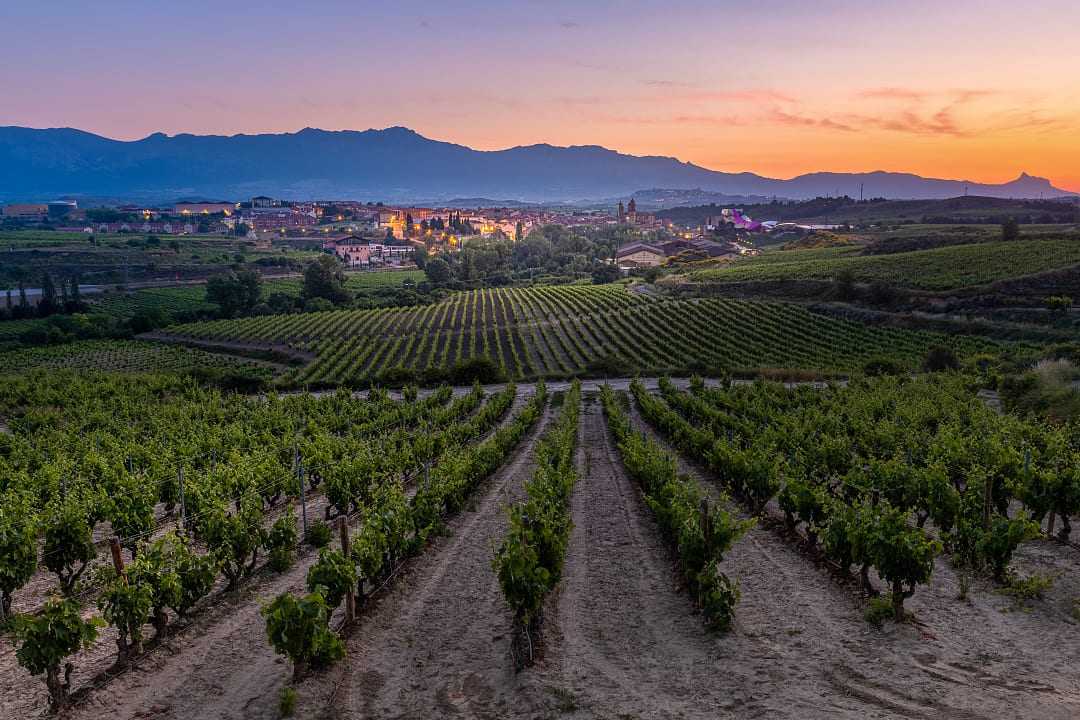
[261,382,550,680]
[600,385,750,630]
[635,375,1080,621]
[0,376,507,709]
[493,380,580,668]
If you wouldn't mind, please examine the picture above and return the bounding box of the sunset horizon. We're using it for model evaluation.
[4,1,1080,191]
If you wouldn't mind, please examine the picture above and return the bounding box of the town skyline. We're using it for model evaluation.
[3,1,1080,190]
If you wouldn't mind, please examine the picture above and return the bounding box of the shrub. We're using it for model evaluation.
[0,501,37,620]
[279,686,297,717]
[922,346,959,373]
[43,503,96,595]
[863,356,905,377]
[698,561,740,631]
[306,548,356,609]
[267,509,299,572]
[262,590,344,680]
[15,598,101,709]
[98,572,154,663]
[448,356,505,385]
[305,520,332,548]
[1001,217,1020,241]
[864,596,894,627]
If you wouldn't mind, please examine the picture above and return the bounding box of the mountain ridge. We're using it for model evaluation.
[0,125,1073,204]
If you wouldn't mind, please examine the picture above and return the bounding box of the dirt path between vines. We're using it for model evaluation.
[621,394,1080,719]
[295,400,557,719]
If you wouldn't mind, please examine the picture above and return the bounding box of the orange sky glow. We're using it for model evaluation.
[2,1,1078,190]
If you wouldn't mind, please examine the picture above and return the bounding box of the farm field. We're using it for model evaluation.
[83,269,425,320]
[688,236,1080,290]
[3,373,1079,719]
[159,284,1004,385]
[0,339,271,376]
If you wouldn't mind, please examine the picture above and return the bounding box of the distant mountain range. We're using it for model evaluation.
[0,125,1074,204]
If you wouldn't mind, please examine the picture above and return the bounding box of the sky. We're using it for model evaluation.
[3,0,1079,190]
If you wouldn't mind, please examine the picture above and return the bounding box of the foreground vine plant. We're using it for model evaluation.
[494,380,580,669]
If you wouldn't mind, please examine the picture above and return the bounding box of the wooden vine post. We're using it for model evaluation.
[109,536,127,583]
[338,517,355,625]
[700,498,713,557]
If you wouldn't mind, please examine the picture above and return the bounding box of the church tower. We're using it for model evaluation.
[627,198,637,225]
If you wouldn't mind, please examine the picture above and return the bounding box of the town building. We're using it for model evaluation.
[2,203,48,219]
[322,234,420,267]
[237,206,317,232]
[174,201,236,216]
[615,242,667,268]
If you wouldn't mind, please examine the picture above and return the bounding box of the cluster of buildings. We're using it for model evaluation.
[320,234,421,267]
[616,199,662,229]
[4,195,772,273]
[1,200,79,222]
[615,236,758,269]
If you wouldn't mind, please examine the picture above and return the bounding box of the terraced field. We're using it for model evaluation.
[159,284,1002,384]
[688,236,1080,290]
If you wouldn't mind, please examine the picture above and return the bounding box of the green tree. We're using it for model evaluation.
[206,269,263,318]
[172,539,218,618]
[302,255,351,305]
[424,257,452,285]
[127,534,184,638]
[38,272,60,317]
[591,263,621,284]
[864,503,941,621]
[15,598,101,709]
[266,509,299,572]
[200,500,264,591]
[413,244,429,269]
[1001,217,1020,241]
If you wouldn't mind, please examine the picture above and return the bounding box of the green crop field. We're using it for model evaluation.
[689,236,1080,290]
[84,269,426,319]
[158,284,1002,385]
[0,338,270,376]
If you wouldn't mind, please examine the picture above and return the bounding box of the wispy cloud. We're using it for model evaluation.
[559,20,579,29]
[857,87,930,101]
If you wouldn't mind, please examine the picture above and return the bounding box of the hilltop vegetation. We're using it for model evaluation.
[687,236,1080,291]
[658,196,1080,227]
